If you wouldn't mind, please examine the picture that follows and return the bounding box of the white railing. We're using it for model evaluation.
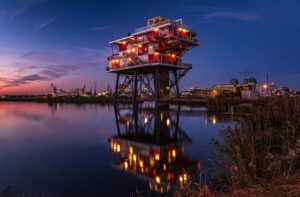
[135,19,182,33]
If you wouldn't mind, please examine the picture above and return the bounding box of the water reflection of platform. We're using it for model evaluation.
[108,104,200,194]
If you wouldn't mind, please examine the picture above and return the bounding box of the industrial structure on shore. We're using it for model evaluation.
[183,77,297,100]
[107,16,200,103]
[49,82,113,97]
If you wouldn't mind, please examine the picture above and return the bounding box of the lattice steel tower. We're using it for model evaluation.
[107,17,200,103]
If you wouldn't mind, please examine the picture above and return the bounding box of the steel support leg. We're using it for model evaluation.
[134,71,138,103]
[155,68,160,104]
[114,104,121,136]
[134,103,138,134]
[114,73,120,104]
[175,104,181,139]
[173,70,180,98]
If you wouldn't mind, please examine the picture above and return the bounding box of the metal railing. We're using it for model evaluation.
[135,19,183,33]
[108,58,191,71]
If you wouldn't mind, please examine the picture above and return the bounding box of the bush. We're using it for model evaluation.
[212,97,300,195]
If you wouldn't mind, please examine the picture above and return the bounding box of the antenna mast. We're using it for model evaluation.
[111,32,114,55]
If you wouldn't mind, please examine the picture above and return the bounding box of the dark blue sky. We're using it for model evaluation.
[0,0,300,94]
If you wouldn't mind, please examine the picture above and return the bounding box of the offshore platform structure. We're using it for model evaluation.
[107,17,200,103]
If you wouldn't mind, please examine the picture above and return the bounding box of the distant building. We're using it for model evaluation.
[241,90,259,100]
[212,84,239,94]
[212,78,242,96]
[187,87,212,97]
[256,83,276,97]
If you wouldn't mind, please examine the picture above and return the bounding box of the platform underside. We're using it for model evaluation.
[108,63,191,74]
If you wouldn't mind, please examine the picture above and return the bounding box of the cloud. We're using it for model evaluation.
[18,48,107,63]
[0,48,106,91]
[89,25,111,31]
[35,16,57,31]
[21,74,47,81]
[181,4,264,23]
[0,74,48,88]
[18,51,68,62]
[201,11,263,22]
[0,0,48,22]
[0,64,82,89]
[39,64,81,79]
[20,51,36,58]
[40,69,65,78]
[75,46,111,56]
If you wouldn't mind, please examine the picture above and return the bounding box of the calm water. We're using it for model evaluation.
[0,102,232,196]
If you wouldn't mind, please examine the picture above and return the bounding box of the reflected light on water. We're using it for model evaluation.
[0,102,232,196]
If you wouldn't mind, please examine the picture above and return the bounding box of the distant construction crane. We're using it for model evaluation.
[59,89,66,93]
[89,82,98,96]
[50,83,58,94]
[93,83,97,96]
[72,85,86,95]
[107,84,112,92]
[81,85,86,94]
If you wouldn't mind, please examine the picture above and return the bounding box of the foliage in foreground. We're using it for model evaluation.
[175,97,300,196]
[211,97,300,196]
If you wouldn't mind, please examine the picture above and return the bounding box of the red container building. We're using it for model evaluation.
[107,17,200,102]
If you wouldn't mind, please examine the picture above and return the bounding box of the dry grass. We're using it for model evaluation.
[176,97,300,197]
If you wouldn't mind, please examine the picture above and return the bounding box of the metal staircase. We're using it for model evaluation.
[126,52,143,66]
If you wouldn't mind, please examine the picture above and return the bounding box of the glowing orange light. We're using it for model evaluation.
[116,144,121,152]
[138,44,142,48]
[126,120,130,127]
[154,28,159,32]
[155,176,161,184]
[144,117,148,124]
[129,146,133,154]
[124,161,128,169]
[113,143,117,152]
[154,153,160,161]
[122,41,126,44]
[150,158,155,166]
[212,116,217,125]
[133,154,137,163]
[166,118,170,126]
[139,160,144,168]
[183,173,187,181]
[179,175,183,182]
[172,149,176,158]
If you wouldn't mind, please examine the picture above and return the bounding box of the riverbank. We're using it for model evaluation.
[177,97,300,196]
[0,95,115,104]
[0,95,209,106]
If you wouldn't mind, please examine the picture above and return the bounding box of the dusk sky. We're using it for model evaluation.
[0,0,300,95]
